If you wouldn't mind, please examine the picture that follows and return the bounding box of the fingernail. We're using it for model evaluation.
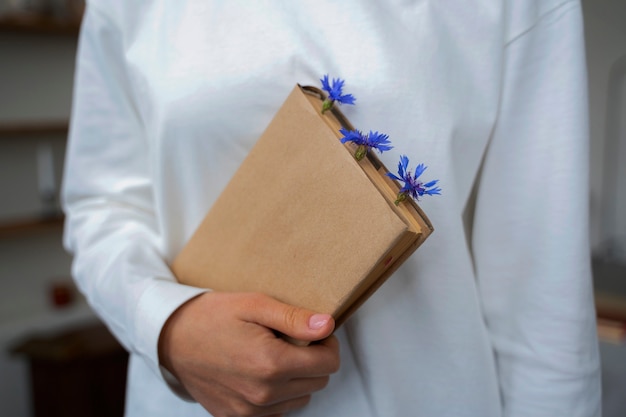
[308,314,330,330]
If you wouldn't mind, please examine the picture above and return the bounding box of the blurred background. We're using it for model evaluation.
[0,2,128,417]
[0,0,624,416]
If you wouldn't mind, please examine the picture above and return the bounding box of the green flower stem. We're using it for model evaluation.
[321,99,334,114]
[394,192,408,206]
[354,145,367,161]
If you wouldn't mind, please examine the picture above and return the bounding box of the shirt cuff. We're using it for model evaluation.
[133,277,208,399]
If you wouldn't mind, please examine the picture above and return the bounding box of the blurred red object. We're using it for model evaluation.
[49,280,75,308]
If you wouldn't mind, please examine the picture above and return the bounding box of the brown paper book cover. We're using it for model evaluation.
[171,84,434,329]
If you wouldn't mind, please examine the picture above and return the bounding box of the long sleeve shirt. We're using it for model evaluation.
[62,1,601,416]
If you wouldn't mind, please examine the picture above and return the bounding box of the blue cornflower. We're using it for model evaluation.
[320,74,356,114]
[339,128,393,161]
[386,155,441,205]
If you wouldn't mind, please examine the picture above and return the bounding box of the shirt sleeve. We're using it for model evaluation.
[61,3,206,387]
[472,2,601,416]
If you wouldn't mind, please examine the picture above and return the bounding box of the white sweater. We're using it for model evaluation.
[63,0,601,416]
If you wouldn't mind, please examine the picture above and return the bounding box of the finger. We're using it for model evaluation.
[201,390,312,417]
[247,394,313,417]
[237,293,335,343]
[240,375,331,407]
[286,335,340,377]
[260,334,340,381]
[194,380,308,417]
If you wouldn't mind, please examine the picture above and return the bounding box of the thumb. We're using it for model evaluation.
[241,294,335,343]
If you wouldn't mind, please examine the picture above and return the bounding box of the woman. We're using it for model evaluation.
[63,1,601,415]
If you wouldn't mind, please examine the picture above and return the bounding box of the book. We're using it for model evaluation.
[171,84,434,331]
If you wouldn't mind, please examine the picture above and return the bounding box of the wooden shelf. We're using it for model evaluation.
[0,13,81,36]
[0,121,69,138]
[0,215,64,238]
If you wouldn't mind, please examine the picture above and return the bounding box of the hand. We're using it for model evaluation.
[158,292,340,417]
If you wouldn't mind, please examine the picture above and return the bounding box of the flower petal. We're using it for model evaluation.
[398,155,409,178]
[413,163,427,180]
[320,74,331,93]
[423,179,439,188]
[337,93,356,105]
[386,172,403,182]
